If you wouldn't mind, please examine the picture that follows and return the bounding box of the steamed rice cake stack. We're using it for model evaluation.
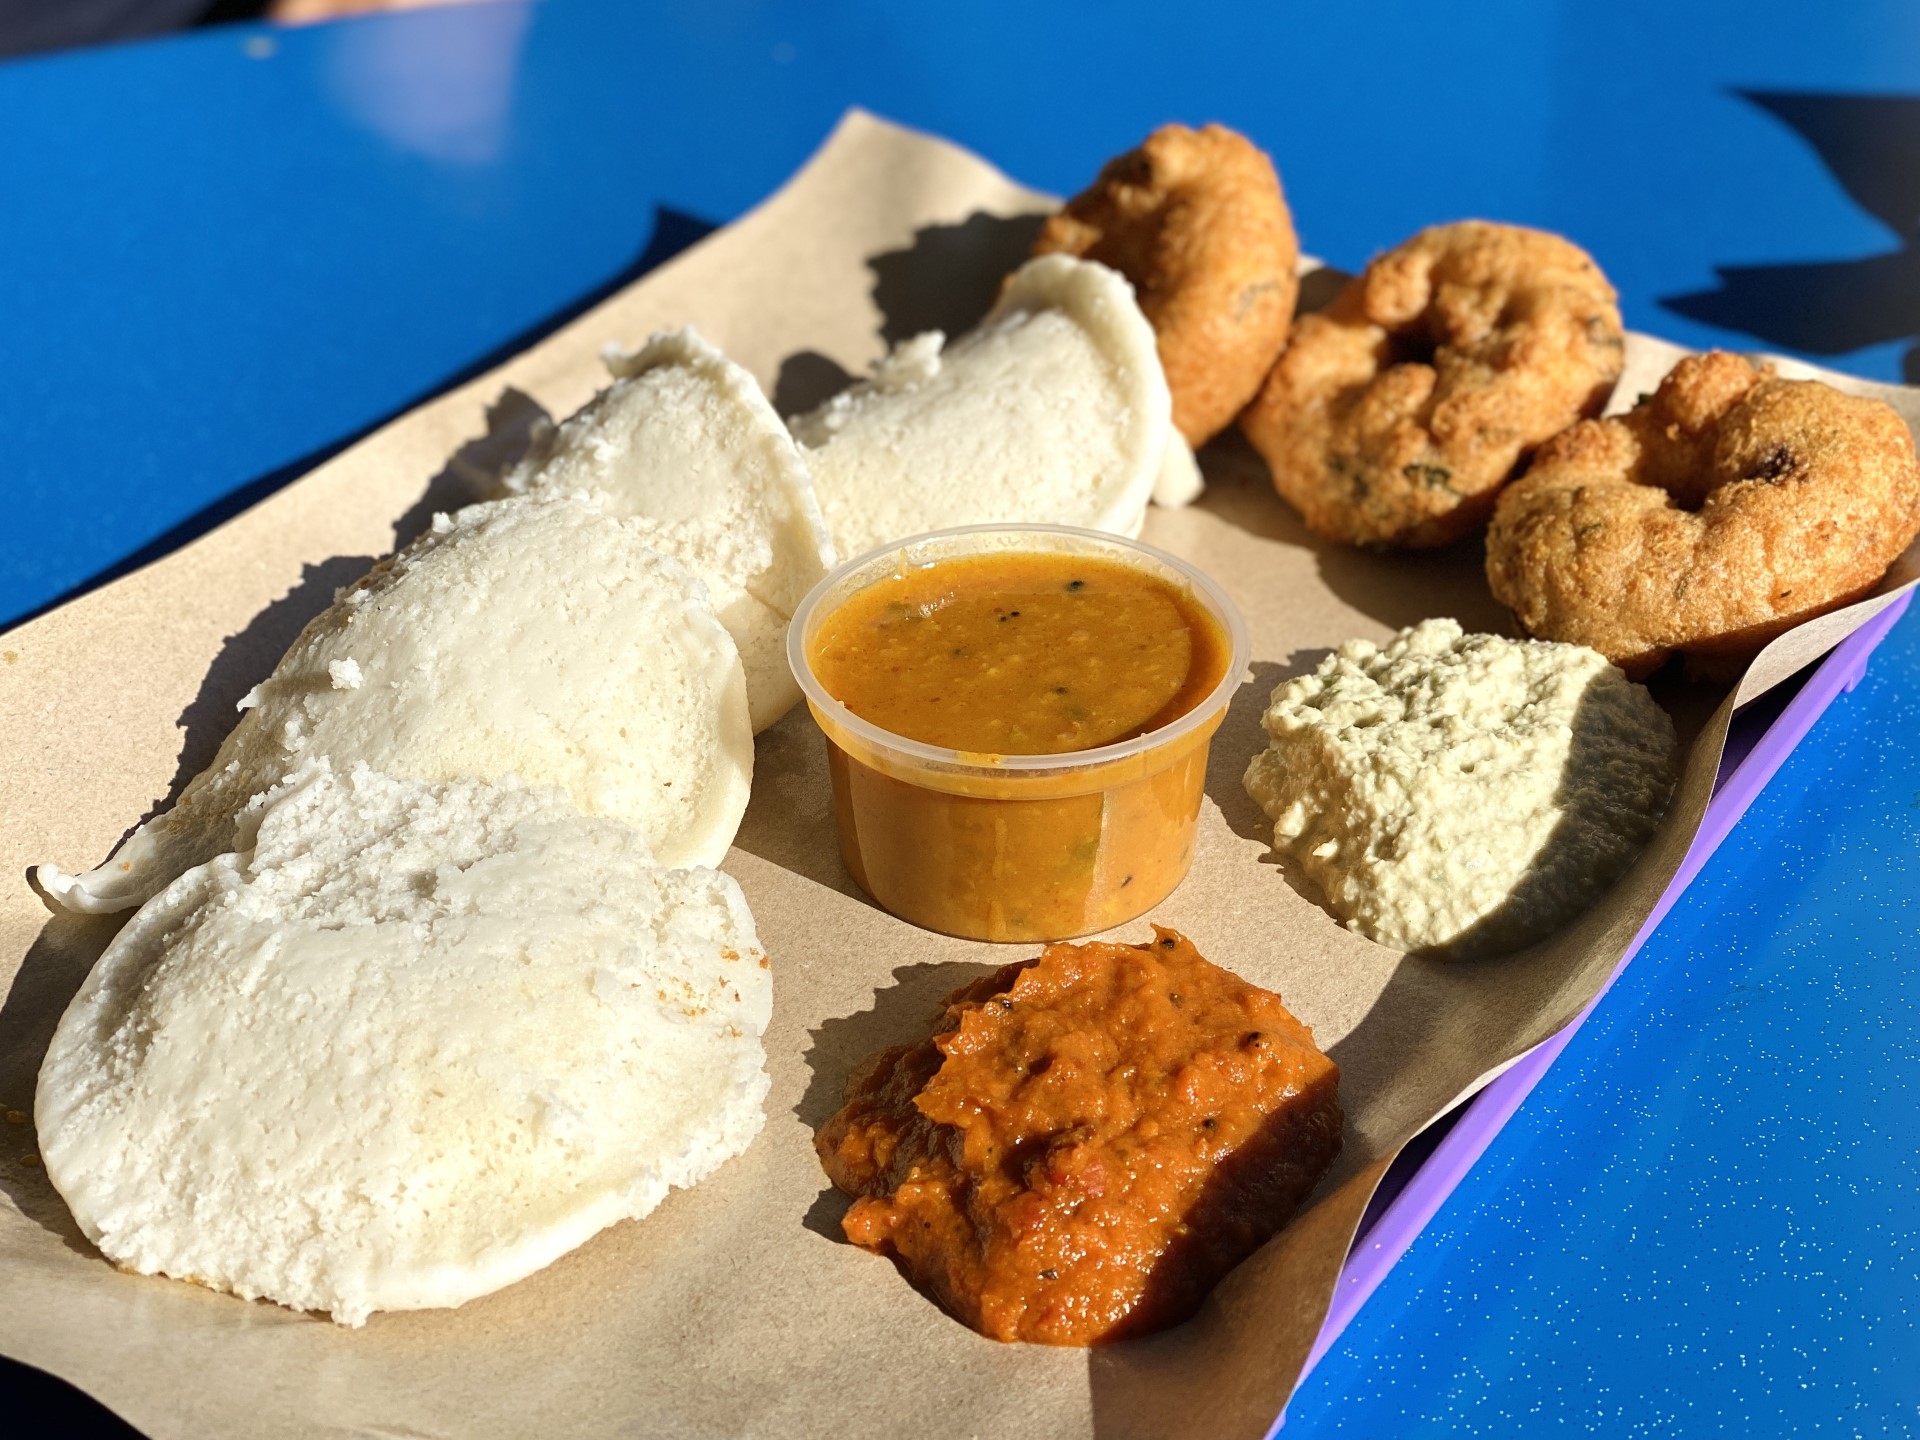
[32,335,818,1323]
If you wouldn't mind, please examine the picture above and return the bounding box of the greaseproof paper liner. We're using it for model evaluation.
[1,112,1914,1440]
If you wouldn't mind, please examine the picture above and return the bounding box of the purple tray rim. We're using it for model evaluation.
[1279,589,1915,1425]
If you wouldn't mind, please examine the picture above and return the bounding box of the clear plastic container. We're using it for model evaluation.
[787,524,1250,942]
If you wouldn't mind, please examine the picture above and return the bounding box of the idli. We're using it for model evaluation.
[790,255,1176,560]
[503,327,835,732]
[39,490,751,913]
[36,762,772,1326]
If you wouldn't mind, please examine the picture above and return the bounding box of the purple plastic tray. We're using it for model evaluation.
[1281,590,1914,1420]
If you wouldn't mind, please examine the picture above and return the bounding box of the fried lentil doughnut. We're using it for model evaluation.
[1033,123,1299,447]
[1241,222,1625,548]
[1486,351,1920,675]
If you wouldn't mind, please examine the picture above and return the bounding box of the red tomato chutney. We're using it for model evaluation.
[815,929,1345,1345]
[800,544,1238,941]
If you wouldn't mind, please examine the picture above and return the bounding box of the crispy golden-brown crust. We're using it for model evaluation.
[1241,221,1624,548]
[1485,351,1920,674]
[1034,124,1300,447]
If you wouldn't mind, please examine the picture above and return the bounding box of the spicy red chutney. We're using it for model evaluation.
[814,929,1344,1345]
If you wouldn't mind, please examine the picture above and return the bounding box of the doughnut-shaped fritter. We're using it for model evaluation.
[1241,222,1624,548]
[1034,123,1300,447]
[1486,351,1920,675]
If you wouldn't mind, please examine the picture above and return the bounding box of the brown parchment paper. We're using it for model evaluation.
[3,111,1918,1440]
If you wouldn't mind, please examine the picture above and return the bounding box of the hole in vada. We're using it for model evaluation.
[1384,329,1439,371]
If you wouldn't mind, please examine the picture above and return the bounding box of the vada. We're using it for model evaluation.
[1486,351,1920,675]
[1243,221,1624,548]
[1035,123,1300,447]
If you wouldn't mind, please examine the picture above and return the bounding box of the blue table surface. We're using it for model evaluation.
[5,2,1919,1434]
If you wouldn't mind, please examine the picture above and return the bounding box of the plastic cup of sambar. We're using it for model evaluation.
[787,524,1250,943]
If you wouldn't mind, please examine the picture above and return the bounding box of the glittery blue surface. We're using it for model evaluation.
[1284,614,1920,1434]
[4,1,1920,1431]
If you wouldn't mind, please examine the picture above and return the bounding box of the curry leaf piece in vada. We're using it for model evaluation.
[1486,350,1920,676]
[1242,221,1624,548]
[1034,123,1301,448]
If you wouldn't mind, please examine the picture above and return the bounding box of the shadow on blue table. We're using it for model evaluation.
[0,1359,139,1438]
[1665,91,1920,381]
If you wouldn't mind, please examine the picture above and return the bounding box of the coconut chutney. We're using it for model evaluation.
[1243,618,1677,957]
